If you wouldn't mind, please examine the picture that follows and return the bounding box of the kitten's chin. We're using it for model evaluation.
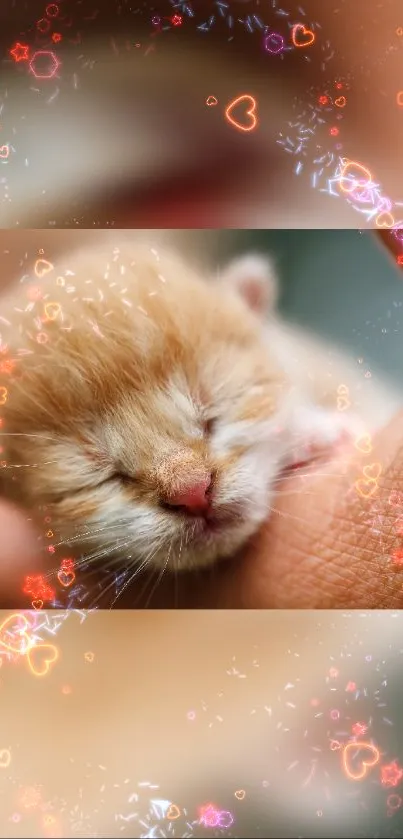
[163,515,265,573]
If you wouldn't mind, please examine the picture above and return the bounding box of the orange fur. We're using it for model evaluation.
[0,241,289,575]
[3,240,399,588]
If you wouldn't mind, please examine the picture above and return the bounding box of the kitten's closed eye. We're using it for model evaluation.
[1,242,291,582]
[203,417,217,436]
[112,471,135,485]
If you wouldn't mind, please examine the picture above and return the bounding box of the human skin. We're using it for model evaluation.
[2,410,403,609]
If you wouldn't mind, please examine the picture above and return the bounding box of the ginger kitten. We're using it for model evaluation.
[0,240,399,581]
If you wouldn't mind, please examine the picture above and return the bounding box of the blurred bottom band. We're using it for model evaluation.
[1,609,403,838]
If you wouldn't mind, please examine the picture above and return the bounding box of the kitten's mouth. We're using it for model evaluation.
[184,508,241,537]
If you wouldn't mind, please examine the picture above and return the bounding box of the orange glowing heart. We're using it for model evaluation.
[339,160,372,194]
[342,741,380,780]
[376,211,395,228]
[0,749,11,768]
[84,651,95,663]
[206,95,218,106]
[235,789,245,800]
[26,643,59,677]
[57,569,75,588]
[354,433,372,454]
[34,259,54,278]
[32,600,43,610]
[225,95,258,133]
[166,805,181,820]
[363,462,382,481]
[44,302,61,321]
[0,613,32,654]
[291,24,315,48]
[335,96,346,107]
[355,478,378,498]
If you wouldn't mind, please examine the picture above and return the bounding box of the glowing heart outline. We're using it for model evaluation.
[57,569,75,588]
[225,94,258,133]
[376,211,395,228]
[34,258,54,278]
[205,95,218,106]
[354,433,372,454]
[44,302,61,321]
[0,613,33,655]
[363,462,382,482]
[234,789,245,800]
[166,804,181,820]
[26,643,59,677]
[338,160,372,195]
[342,741,380,781]
[355,478,378,499]
[291,24,315,48]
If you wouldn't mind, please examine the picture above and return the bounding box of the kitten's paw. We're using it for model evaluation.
[285,404,363,468]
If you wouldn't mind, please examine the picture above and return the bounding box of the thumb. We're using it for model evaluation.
[232,410,403,608]
[0,500,42,607]
[176,410,403,609]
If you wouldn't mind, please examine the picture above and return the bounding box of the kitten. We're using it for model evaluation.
[0,241,399,576]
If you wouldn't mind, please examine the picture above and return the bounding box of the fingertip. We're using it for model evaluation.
[0,500,42,605]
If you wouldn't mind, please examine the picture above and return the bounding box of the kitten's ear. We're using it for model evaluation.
[218,254,278,316]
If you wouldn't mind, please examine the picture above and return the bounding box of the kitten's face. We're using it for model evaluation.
[1,244,287,572]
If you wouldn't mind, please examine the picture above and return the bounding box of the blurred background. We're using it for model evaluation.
[0,0,402,227]
[212,228,403,386]
[1,609,403,838]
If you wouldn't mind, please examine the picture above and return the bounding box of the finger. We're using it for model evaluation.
[0,500,42,607]
[65,411,403,609]
[174,411,403,609]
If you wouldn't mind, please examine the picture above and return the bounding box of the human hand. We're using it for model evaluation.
[3,412,403,610]
[0,500,42,607]
[130,410,403,609]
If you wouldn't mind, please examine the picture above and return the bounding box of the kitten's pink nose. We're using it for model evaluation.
[168,475,212,515]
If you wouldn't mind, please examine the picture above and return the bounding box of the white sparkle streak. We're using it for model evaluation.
[301,761,317,788]
[88,320,104,339]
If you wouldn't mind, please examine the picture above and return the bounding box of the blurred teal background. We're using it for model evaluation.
[201,230,403,386]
